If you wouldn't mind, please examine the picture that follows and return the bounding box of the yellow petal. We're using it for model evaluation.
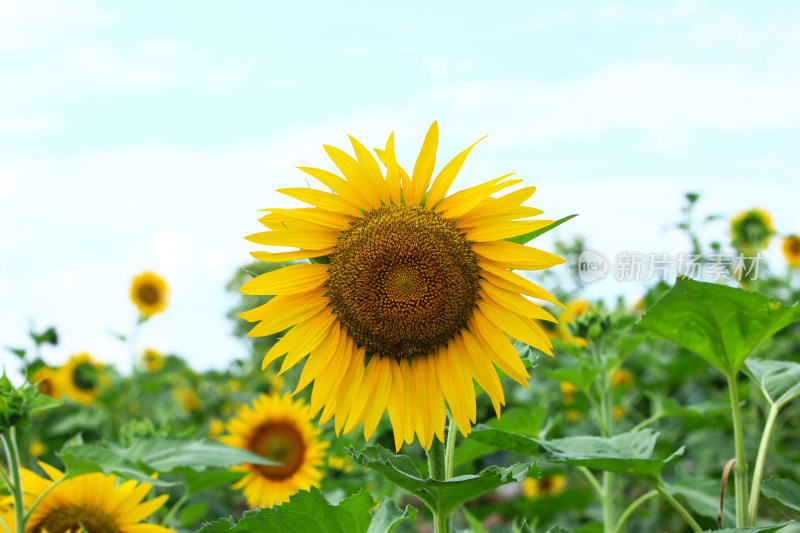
[399,359,416,445]
[240,263,329,295]
[409,121,438,204]
[280,310,338,372]
[364,357,393,440]
[376,132,402,204]
[479,261,565,308]
[349,136,390,205]
[239,287,326,322]
[437,176,520,220]
[478,299,553,355]
[278,187,361,216]
[435,346,471,435]
[246,297,329,338]
[460,331,505,416]
[250,249,334,263]
[324,144,382,209]
[344,355,379,434]
[479,283,557,322]
[470,311,530,385]
[387,359,405,451]
[465,219,552,242]
[458,205,544,229]
[334,342,365,435]
[293,322,341,393]
[472,241,565,270]
[427,135,486,208]
[261,206,353,229]
[297,166,371,208]
[245,230,338,250]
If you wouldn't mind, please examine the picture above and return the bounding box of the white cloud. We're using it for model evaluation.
[0,113,58,135]
[0,0,110,51]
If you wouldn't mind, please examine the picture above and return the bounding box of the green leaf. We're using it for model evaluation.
[199,487,379,533]
[506,214,579,245]
[114,437,279,473]
[543,366,596,392]
[745,359,800,408]
[347,445,534,516]
[6,347,26,359]
[469,427,682,486]
[179,501,208,527]
[28,393,62,415]
[699,525,792,533]
[46,409,107,436]
[761,475,800,513]
[455,407,547,466]
[58,443,172,486]
[178,467,246,496]
[640,277,800,376]
[30,326,58,347]
[366,497,418,533]
[662,470,735,525]
[644,391,731,419]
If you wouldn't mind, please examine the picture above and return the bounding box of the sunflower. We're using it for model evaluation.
[782,235,800,267]
[4,462,172,533]
[30,367,59,399]
[556,300,590,348]
[176,388,200,412]
[522,474,566,499]
[221,393,327,508]
[58,353,105,404]
[141,348,165,372]
[240,122,564,450]
[730,208,775,252]
[611,368,633,388]
[130,271,169,317]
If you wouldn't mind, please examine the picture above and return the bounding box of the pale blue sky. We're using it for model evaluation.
[2,0,799,376]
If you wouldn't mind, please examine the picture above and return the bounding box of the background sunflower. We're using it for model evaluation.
[130,271,170,317]
[58,352,105,404]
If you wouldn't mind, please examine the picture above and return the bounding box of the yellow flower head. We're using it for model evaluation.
[130,271,169,317]
[31,367,60,399]
[560,381,578,405]
[141,347,165,372]
[240,123,565,450]
[6,462,172,533]
[58,353,105,405]
[262,371,285,394]
[327,455,353,473]
[611,368,633,388]
[557,299,591,347]
[29,440,46,457]
[208,418,226,439]
[522,475,566,499]
[782,235,800,267]
[730,208,775,252]
[176,388,201,412]
[221,393,328,508]
[566,409,582,422]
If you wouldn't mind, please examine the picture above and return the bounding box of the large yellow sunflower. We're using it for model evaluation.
[5,462,172,533]
[58,352,105,404]
[130,271,169,317]
[30,367,60,399]
[221,393,328,508]
[782,235,800,267]
[240,122,564,450]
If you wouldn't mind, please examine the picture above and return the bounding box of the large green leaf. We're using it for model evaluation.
[643,392,731,421]
[468,427,681,486]
[699,525,792,533]
[114,437,278,472]
[506,214,578,245]
[347,445,534,517]
[177,468,246,496]
[761,476,800,514]
[454,407,547,466]
[662,470,735,526]
[199,487,415,533]
[745,359,800,408]
[640,277,800,376]
[58,443,172,486]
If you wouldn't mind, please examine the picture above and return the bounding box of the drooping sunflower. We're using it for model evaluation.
[240,122,565,450]
[221,393,328,508]
[130,271,169,317]
[58,352,105,404]
[782,235,800,267]
[730,208,775,252]
[6,462,172,533]
[141,347,165,372]
[30,366,60,399]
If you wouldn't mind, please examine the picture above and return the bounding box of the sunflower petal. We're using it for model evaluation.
[427,135,486,208]
[409,122,438,204]
[472,241,565,270]
[240,264,329,295]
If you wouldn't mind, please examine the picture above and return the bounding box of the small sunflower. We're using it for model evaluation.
[130,271,169,317]
[730,208,775,252]
[58,353,104,404]
[207,418,226,439]
[5,462,172,533]
[611,368,633,388]
[29,440,46,457]
[782,235,800,267]
[221,393,328,508]
[522,475,566,499]
[176,388,201,412]
[141,348,165,372]
[560,382,578,405]
[30,367,60,399]
[557,300,590,347]
[240,123,564,449]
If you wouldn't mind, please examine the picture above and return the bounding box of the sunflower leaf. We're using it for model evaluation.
[744,359,800,408]
[505,214,578,245]
[468,427,682,486]
[698,525,793,533]
[761,475,800,514]
[347,444,535,517]
[111,437,279,472]
[640,277,800,376]
[58,443,174,486]
[198,487,415,533]
[454,407,547,466]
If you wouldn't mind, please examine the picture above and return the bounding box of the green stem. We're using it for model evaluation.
[654,485,703,532]
[161,492,189,527]
[632,413,662,433]
[444,417,457,480]
[23,476,68,524]
[746,403,779,524]
[727,374,750,527]
[577,466,604,498]
[612,490,658,533]
[2,429,26,533]
[0,514,11,533]
[426,436,449,533]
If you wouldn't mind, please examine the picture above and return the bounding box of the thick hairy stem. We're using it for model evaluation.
[426,436,449,533]
[727,374,750,527]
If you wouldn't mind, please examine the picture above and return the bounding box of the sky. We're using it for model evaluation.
[1,0,799,377]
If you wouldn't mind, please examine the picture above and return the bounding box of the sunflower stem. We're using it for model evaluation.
[727,373,750,527]
[612,489,657,533]
[747,403,778,524]
[161,491,189,527]
[2,429,27,533]
[426,436,450,533]
[444,417,457,480]
[654,484,703,532]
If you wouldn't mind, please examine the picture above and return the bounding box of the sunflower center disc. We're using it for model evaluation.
[37,378,54,397]
[791,240,800,254]
[249,422,306,481]
[73,362,98,391]
[137,283,160,305]
[328,203,479,359]
[34,504,120,533]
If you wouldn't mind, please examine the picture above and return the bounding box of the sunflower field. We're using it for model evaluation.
[3,125,800,533]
